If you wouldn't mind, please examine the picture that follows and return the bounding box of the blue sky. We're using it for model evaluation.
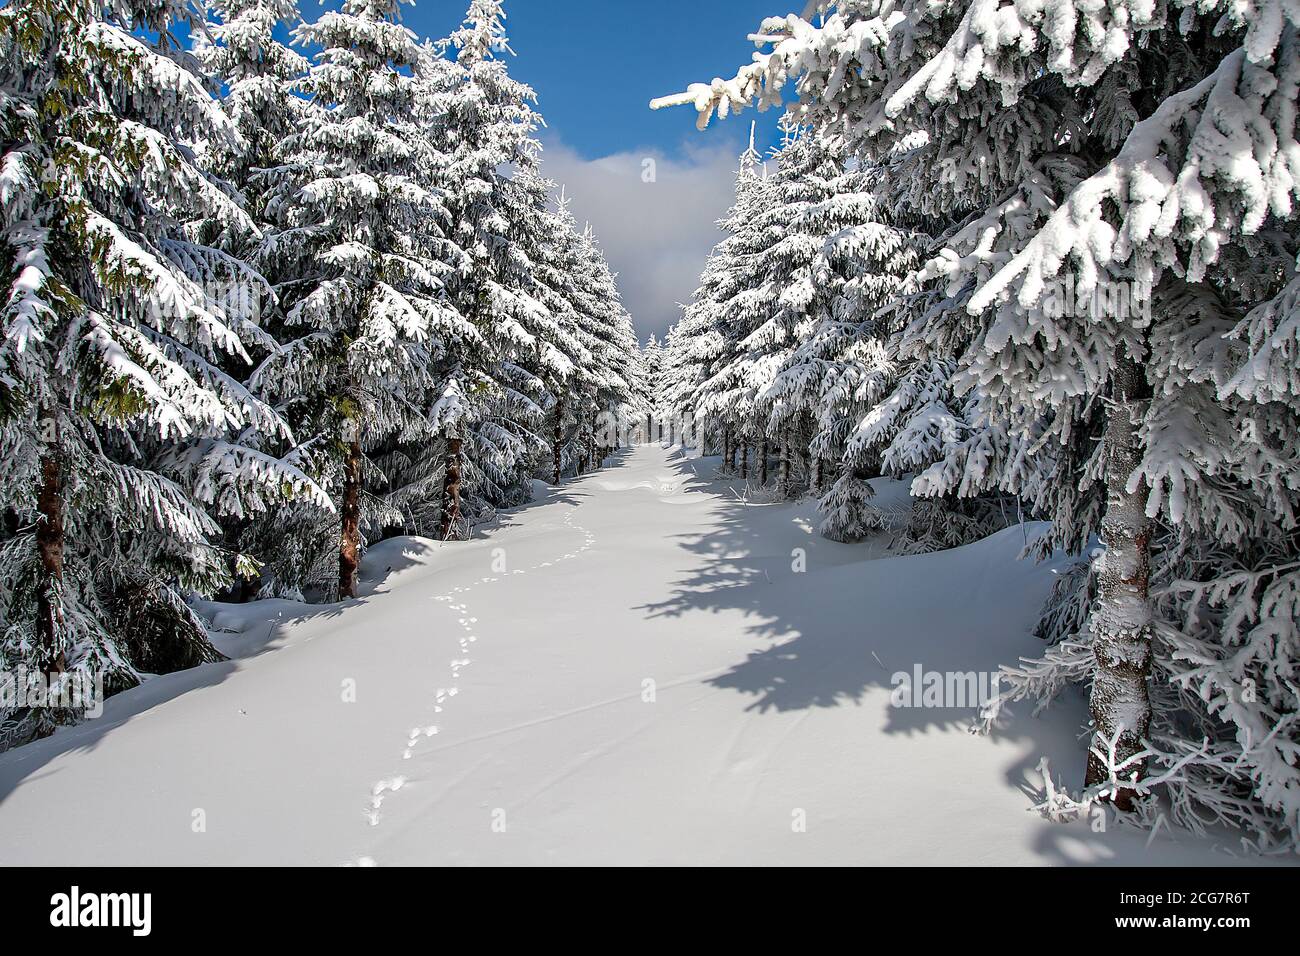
[398,0,786,161]
[393,0,790,339]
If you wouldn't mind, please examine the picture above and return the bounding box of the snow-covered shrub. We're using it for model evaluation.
[819,472,884,541]
[890,498,1006,556]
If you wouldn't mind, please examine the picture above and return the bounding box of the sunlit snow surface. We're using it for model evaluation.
[0,446,1280,866]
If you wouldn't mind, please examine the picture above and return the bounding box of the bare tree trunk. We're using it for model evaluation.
[722,425,732,474]
[740,444,748,479]
[36,443,66,674]
[439,436,464,541]
[760,441,769,485]
[1084,352,1153,811]
[338,436,363,599]
[553,398,564,485]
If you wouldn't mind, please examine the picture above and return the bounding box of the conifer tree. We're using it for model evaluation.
[0,0,325,741]
[263,0,461,596]
[641,333,665,441]
[668,131,770,466]
[427,0,550,530]
[657,0,1300,841]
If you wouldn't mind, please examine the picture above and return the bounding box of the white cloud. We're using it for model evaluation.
[538,135,747,342]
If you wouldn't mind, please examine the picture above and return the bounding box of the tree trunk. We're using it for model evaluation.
[439,436,464,541]
[779,436,790,498]
[811,456,822,494]
[760,441,769,485]
[1084,353,1153,811]
[553,399,564,485]
[740,444,748,480]
[722,425,732,474]
[338,436,363,599]
[36,447,66,674]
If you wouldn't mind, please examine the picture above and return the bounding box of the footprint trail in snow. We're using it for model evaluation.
[361,502,595,833]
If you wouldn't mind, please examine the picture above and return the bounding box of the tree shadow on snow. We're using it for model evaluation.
[0,482,599,811]
[0,587,379,809]
[639,451,1085,806]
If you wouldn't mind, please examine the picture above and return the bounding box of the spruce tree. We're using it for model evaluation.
[265,0,460,596]
[0,0,324,741]
[657,0,1300,842]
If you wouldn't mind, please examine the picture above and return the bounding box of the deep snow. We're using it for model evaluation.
[0,445,1276,865]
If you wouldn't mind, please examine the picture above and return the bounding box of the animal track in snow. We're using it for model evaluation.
[364,775,408,826]
[361,501,594,829]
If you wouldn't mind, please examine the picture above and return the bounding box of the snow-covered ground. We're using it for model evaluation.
[0,445,1277,865]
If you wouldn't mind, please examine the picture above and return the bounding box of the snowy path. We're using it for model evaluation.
[0,446,1266,865]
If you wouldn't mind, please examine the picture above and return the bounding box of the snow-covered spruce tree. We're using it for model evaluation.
[622,326,652,448]
[823,155,1010,552]
[196,0,343,599]
[508,175,591,487]
[658,321,694,447]
[729,121,953,514]
[751,126,861,502]
[664,285,722,458]
[676,130,772,469]
[509,169,642,488]
[572,222,639,467]
[530,192,621,481]
[467,168,568,510]
[201,0,307,214]
[256,0,461,598]
[0,0,328,741]
[426,0,553,533]
[656,2,1300,840]
[697,119,832,495]
[521,189,638,477]
[760,147,930,538]
[314,39,470,546]
[641,333,665,441]
[928,18,1300,830]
